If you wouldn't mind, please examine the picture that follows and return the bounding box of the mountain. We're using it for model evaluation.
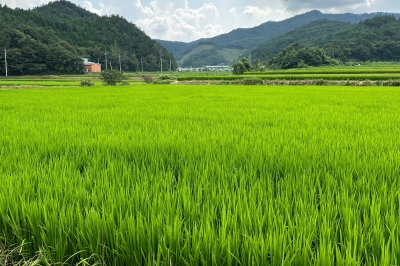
[158,10,400,67]
[249,19,352,61]
[257,15,400,67]
[33,0,96,19]
[0,0,176,75]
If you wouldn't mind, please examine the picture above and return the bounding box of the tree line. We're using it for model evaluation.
[0,1,177,75]
[247,16,400,69]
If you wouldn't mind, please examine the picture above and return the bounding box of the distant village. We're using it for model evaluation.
[177,66,232,72]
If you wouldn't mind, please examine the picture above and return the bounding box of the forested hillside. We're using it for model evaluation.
[0,0,176,75]
[253,16,400,66]
[249,20,351,62]
[159,10,400,67]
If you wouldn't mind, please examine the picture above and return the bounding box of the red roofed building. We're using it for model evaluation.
[83,58,101,73]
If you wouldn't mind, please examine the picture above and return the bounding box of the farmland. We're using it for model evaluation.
[177,64,400,82]
[1,83,400,265]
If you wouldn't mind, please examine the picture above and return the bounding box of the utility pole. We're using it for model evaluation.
[160,50,162,74]
[119,54,121,72]
[3,48,7,77]
[170,60,171,72]
[105,51,108,70]
[110,61,112,70]
[249,53,252,66]
[141,57,143,73]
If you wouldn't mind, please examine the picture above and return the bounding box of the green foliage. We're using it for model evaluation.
[99,69,124,85]
[252,16,400,65]
[153,74,176,84]
[387,79,400,86]
[80,78,94,86]
[157,74,175,80]
[160,11,400,64]
[0,2,177,75]
[179,64,400,82]
[232,58,251,75]
[242,78,264,85]
[181,48,226,68]
[241,58,251,71]
[251,20,351,63]
[232,61,246,75]
[1,85,400,265]
[33,0,97,19]
[267,44,336,69]
[141,75,154,84]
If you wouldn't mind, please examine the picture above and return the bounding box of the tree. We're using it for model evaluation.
[267,44,335,69]
[100,69,124,85]
[241,58,251,71]
[232,61,246,75]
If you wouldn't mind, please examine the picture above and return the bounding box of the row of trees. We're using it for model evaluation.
[250,16,400,67]
[232,45,336,74]
[266,44,337,69]
[0,1,177,75]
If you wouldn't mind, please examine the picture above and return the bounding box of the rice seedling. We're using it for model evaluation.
[0,85,399,265]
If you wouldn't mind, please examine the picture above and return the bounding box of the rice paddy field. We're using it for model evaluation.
[1,83,400,265]
[179,63,400,82]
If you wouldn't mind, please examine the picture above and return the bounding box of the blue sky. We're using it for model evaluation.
[3,0,400,42]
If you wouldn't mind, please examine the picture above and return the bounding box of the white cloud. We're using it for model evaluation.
[83,0,108,15]
[3,0,50,9]
[366,0,376,8]
[243,6,272,17]
[2,0,400,42]
[134,1,222,41]
[135,0,154,16]
[278,0,372,13]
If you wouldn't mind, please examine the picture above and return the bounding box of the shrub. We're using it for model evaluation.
[142,75,154,84]
[153,75,176,84]
[390,80,400,86]
[157,75,175,80]
[242,78,264,85]
[80,78,94,86]
[153,80,172,84]
[232,61,246,75]
[100,70,124,86]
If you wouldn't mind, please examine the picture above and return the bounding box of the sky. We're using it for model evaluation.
[3,0,400,42]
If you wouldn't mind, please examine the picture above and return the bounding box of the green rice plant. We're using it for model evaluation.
[80,78,94,87]
[245,64,400,75]
[178,73,400,81]
[0,80,88,86]
[0,85,400,265]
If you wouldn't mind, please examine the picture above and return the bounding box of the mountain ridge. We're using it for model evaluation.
[0,0,177,75]
[33,0,97,19]
[158,10,400,67]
